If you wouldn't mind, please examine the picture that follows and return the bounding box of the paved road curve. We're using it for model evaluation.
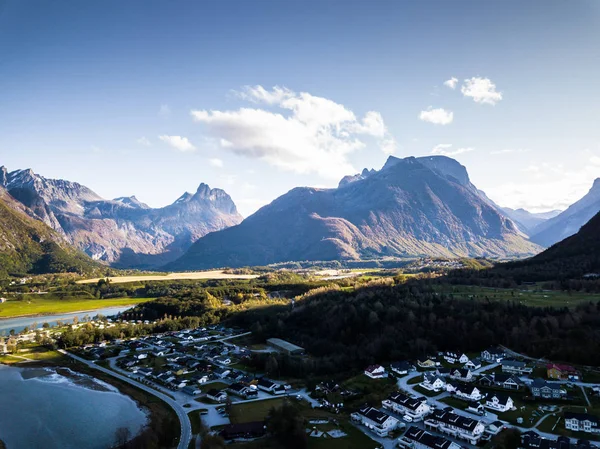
[59,350,192,449]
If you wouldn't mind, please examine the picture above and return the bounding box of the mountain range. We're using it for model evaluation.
[528,178,600,247]
[168,156,542,270]
[0,185,101,277]
[0,166,243,269]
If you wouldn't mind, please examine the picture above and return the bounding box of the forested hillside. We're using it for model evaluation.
[0,187,102,277]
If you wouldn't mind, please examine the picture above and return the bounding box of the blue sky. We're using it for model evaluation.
[1,0,599,216]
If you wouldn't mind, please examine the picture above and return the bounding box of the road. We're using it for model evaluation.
[59,350,192,449]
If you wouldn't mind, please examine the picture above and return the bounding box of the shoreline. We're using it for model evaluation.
[0,303,141,321]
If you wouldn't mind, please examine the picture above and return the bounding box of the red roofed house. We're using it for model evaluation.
[547,363,581,381]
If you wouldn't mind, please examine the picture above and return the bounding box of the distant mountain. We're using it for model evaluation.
[501,207,562,235]
[0,186,100,277]
[0,166,243,268]
[169,156,541,270]
[530,179,600,247]
[495,209,600,281]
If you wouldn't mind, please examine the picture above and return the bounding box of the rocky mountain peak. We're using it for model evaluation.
[0,166,7,187]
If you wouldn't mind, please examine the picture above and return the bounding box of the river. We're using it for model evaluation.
[0,364,147,449]
[0,305,134,335]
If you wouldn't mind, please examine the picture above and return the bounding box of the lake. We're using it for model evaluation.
[0,305,133,335]
[0,364,147,449]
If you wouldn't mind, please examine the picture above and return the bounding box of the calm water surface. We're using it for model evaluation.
[0,306,133,335]
[0,364,147,449]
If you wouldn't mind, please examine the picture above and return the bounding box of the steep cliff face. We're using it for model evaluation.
[1,166,243,268]
[170,156,541,270]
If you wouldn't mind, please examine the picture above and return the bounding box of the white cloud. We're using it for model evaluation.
[159,104,171,117]
[443,77,458,89]
[136,137,151,146]
[431,143,474,157]
[419,107,454,125]
[159,135,196,152]
[461,77,503,105]
[190,85,396,179]
[209,158,224,168]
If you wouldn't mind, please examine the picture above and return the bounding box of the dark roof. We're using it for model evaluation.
[391,361,412,371]
[429,409,481,432]
[531,378,563,391]
[206,388,224,397]
[388,391,426,411]
[488,393,511,406]
[221,421,266,439]
[484,347,505,355]
[257,378,276,388]
[502,359,527,368]
[228,383,248,393]
[564,412,599,425]
[359,406,393,425]
[494,373,521,384]
[405,426,459,449]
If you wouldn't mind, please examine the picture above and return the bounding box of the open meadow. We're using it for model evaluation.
[0,296,153,318]
[77,270,260,285]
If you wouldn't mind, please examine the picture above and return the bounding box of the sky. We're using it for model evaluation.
[1,0,599,216]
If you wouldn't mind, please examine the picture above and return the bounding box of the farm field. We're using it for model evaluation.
[77,270,260,284]
[433,285,600,307]
[0,296,153,318]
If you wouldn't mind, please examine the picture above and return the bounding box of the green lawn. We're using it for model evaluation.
[229,398,286,424]
[0,296,154,318]
[407,375,423,385]
[439,396,470,410]
[432,285,600,308]
[413,385,442,397]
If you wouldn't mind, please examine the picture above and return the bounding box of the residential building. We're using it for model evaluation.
[424,408,486,444]
[530,378,567,399]
[391,361,414,376]
[485,394,514,412]
[449,368,473,382]
[364,364,387,379]
[501,359,533,375]
[564,412,599,434]
[398,426,463,449]
[547,364,581,381]
[492,373,522,390]
[221,421,266,440]
[206,389,227,403]
[464,358,482,370]
[421,373,447,392]
[382,391,431,420]
[521,430,593,449]
[351,406,398,437]
[443,352,469,364]
[481,347,505,363]
[418,357,439,369]
[227,382,256,399]
[447,383,483,401]
[257,377,278,393]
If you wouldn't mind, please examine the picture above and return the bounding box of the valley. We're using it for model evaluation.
[77,270,260,285]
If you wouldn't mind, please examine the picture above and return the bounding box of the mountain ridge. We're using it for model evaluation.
[169,155,541,270]
[0,165,243,268]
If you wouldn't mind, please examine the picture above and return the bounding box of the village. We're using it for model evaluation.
[3,314,600,449]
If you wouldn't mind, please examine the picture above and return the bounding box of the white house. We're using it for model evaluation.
[447,383,483,401]
[424,409,486,445]
[382,391,431,420]
[206,389,228,403]
[449,368,473,382]
[481,347,505,363]
[464,358,482,370]
[399,426,462,449]
[351,406,398,437]
[364,364,388,379]
[196,375,209,384]
[421,373,446,392]
[564,413,600,434]
[485,394,514,413]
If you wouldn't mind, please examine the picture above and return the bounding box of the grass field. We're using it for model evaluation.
[433,285,600,308]
[0,297,154,318]
[229,398,286,424]
[77,270,259,285]
[0,345,67,365]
